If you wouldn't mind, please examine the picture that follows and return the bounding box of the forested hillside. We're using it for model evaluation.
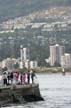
[0,0,71,22]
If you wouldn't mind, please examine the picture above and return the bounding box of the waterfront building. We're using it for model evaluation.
[23,48,27,61]
[24,59,30,69]
[2,58,17,70]
[20,45,38,69]
[50,45,56,66]
[24,60,38,69]
[55,44,61,65]
[20,45,28,69]
[19,61,23,69]
[20,45,29,67]
[61,56,65,68]
[30,61,38,69]
[61,53,71,68]
[20,45,23,62]
[64,53,71,68]
[50,44,65,66]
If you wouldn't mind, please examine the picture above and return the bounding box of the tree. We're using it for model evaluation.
[13,62,19,69]
[54,62,61,67]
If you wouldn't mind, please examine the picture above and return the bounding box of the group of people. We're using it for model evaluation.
[2,69,36,86]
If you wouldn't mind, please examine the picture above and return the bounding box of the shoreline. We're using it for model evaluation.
[34,67,71,73]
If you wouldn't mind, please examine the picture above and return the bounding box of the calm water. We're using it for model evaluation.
[2,73,71,108]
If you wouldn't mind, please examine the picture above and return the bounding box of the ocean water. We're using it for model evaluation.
[1,73,71,108]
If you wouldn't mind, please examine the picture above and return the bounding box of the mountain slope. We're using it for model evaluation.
[0,0,71,22]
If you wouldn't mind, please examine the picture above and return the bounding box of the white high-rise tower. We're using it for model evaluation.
[50,44,65,66]
[20,45,23,69]
[50,45,56,66]
[20,45,23,61]
[23,48,27,61]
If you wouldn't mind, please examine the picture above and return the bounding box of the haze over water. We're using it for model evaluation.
[2,73,71,108]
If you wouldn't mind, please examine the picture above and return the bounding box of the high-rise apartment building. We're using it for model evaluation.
[50,45,56,66]
[23,48,27,61]
[20,45,23,62]
[50,44,65,66]
[20,45,27,61]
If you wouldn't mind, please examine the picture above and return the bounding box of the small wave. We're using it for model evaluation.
[40,88,48,91]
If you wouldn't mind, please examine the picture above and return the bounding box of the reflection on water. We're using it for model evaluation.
[2,73,71,108]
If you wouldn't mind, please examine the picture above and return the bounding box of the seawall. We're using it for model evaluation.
[0,84,43,106]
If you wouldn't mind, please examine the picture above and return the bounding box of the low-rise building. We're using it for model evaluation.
[30,61,38,69]
[61,53,71,68]
[2,58,17,70]
[24,60,38,69]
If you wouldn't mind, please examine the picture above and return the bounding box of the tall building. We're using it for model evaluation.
[64,53,71,68]
[23,48,27,61]
[61,53,71,68]
[30,61,38,69]
[55,44,61,65]
[20,46,28,61]
[20,45,29,69]
[20,45,23,62]
[50,44,65,66]
[50,46,56,66]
